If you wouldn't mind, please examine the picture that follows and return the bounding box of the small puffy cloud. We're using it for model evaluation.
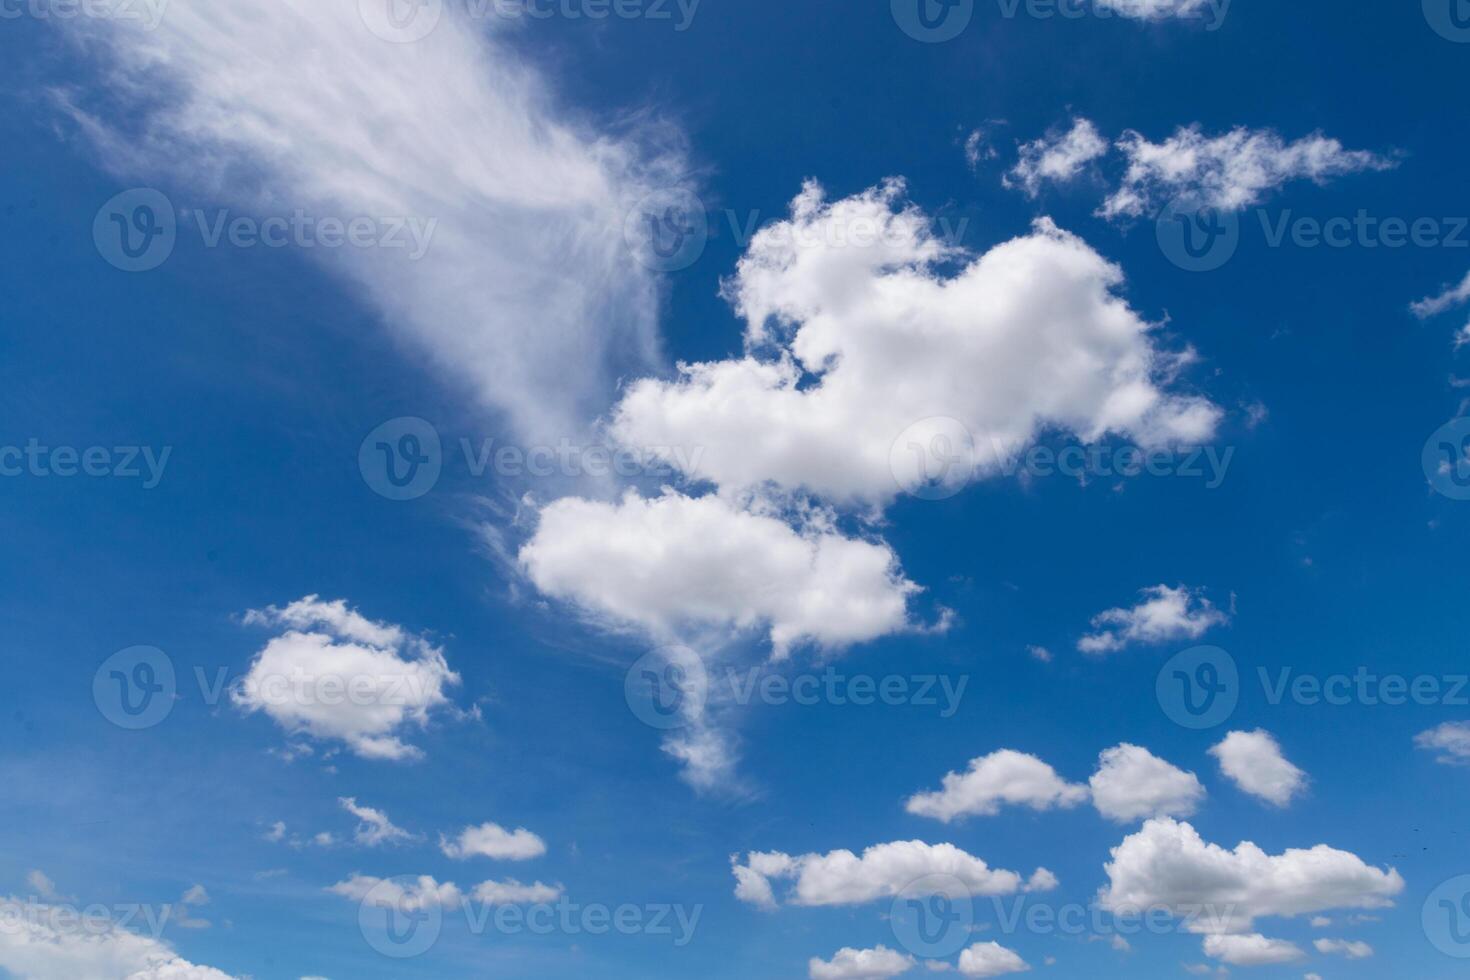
[1026,646,1053,663]
[440,823,548,861]
[809,946,915,980]
[1209,730,1307,807]
[956,941,1030,977]
[1078,585,1226,654]
[1006,117,1109,196]
[235,596,462,761]
[609,181,1218,509]
[339,798,414,847]
[1099,818,1404,934]
[1089,745,1205,823]
[731,841,1039,908]
[1093,0,1214,19]
[0,896,237,979]
[1411,271,1470,319]
[1201,934,1304,966]
[520,490,921,658]
[1101,126,1391,219]
[1314,937,1373,958]
[328,874,559,910]
[1415,721,1470,765]
[23,872,68,903]
[905,750,1088,821]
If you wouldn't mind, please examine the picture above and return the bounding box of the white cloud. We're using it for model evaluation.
[440,823,548,861]
[1411,271,1470,319]
[234,596,462,761]
[1093,0,1214,19]
[731,841,1040,909]
[809,946,915,980]
[1006,117,1109,196]
[57,0,682,444]
[1099,818,1404,934]
[1314,938,1373,958]
[470,880,563,906]
[1201,934,1304,966]
[1101,126,1390,219]
[23,872,67,904]
[1208,730,1307,807]
[0,896,236,980]
[1089,745,1204,823]
[1414,721,1470,764]
[905,750,1088,821]
[1078,585,1226,654]
[519,490,921,657]
[610,181,1219,508]
[956,942,1030,977]
[339,797,414,847]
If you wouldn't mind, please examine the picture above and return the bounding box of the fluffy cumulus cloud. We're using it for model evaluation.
[808,945,914,980]
[440,823,548,861]
[610,181,1219,508]
[1093,0,1216,18]
[1314,938,1373,958]
[1415,721,1470,764]
[956,941,1030,977]
[1099,818,1404,934]
[905,750,1089,821]
[57,0,681,444]
[1088,745,1205,822]
[1101,125,1391,219]
[1078,585,1227,654]
[234,597,462,761]
[1006,117,1109,196]
[519,490,921,657]
[1208,730,1307,807]
[1201,933,1304,966]
[0,896,236,980]
[731,841,1049,909]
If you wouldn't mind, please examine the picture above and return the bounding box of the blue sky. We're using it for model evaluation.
[3,1,1470,978]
